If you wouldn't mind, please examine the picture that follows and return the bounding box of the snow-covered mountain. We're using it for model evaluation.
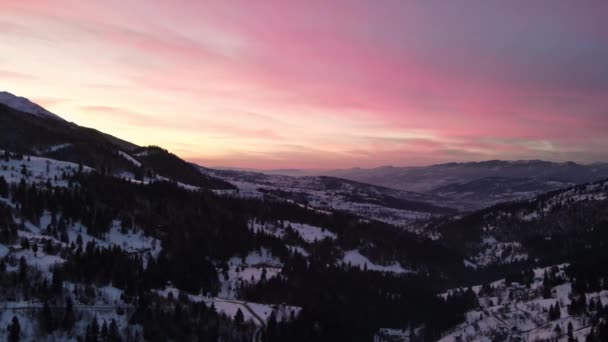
[3,89,608,341]
[430,178,608,268]
[201,167,457,228]
[0,91,64,121]
[0,95,233,190]
[319,161,608,209]
[428,176,575,210]
[325,161,608,192]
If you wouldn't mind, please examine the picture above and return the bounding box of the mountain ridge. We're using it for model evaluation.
[0,90,64,121]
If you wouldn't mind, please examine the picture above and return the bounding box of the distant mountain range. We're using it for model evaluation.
[3,90,608,341]
[237,161,608,210]
[201,168,457,227]
[3,89,608,214]
[323,161,608,192]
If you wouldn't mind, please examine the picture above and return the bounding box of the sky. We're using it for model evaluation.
[1,1,607,169]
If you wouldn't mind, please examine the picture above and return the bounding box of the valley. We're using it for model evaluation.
[1,92,607,341]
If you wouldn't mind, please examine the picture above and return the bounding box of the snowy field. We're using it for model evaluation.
[156,287,301,326]
[218,248,283,299]
[249,219,336,244]
[340,249,413,274]
[0,154,93,187]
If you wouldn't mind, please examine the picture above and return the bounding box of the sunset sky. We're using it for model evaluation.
[1,1,607,169]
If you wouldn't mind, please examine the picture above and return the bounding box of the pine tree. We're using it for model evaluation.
[234,308,245,325]
[543,271,553,299]
[62,297,75,332]
[8,316,21,342]
[86,317,100,342]
[266,310,278,340]
[101,321,108,340]
[51,269,63,294]
[76,234,83,249]
[20,238,30,250]
[0,176,8,197]
[40,301,55,334]
[18,256,27,282]
[108,319,121,342]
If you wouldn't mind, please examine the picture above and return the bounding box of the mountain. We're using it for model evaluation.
[321,161,608,209]
[0,91,477,341]
[428,176,575,209]
[430,178,608,269]
[2,90,608,342]
[412,179,608,342]
[202,168,457,228]
[0,91,64,121]
[0,93,233,189]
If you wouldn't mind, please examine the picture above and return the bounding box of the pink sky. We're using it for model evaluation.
[1,1,607,169]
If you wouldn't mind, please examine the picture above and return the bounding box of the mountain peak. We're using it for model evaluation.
[0,90,64,121]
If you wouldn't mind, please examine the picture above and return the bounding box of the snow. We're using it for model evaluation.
[436,263,608,342]
[286,245,309,257]
[463,259,477,269]
[9,213,161,269]
[469,239,528,267]
[0,310,38,341]
[0,302,139,342]
[0,243,9,258]
[244,248,281,265]
[284,221,337,243]
[517,180,608,221]
[249,220,285,239]
[0,91,64,120]
[155,287,301,326]
[205,169,446,228]
[249,220,336,244]
[10,248,65,277]
[99,286,125,305]
[0,154,93,187]
[374,328,413,342]
[219,248,282,299]
[341,250,413,274]
[38,143,72,154]
[104,221,162,258]
[117,150,142,167]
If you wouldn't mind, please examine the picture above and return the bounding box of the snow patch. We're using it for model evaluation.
[341,250,413,274]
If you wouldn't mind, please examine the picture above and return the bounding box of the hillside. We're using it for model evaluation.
[0,151,473,341]
[430,179,608,270]
[322,161,608,209]
[2,90,607,341]
[202,168,457,228]
[0,96,232,190]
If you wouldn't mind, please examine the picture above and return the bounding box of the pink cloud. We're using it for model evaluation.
[1,1,607,168]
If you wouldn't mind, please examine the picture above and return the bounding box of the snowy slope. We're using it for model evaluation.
[155,287,301,326]
[437,264,608,342]
[249,220,336,244]
[341,249,413,274]
[432,179,608,268]
[0,153,94,186]
[0,91,63,121]
[219,248,283,299]
[205,168,455,228]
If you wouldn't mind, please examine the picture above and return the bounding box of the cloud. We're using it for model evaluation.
[1,1,607,168]
[0,70,36,80]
